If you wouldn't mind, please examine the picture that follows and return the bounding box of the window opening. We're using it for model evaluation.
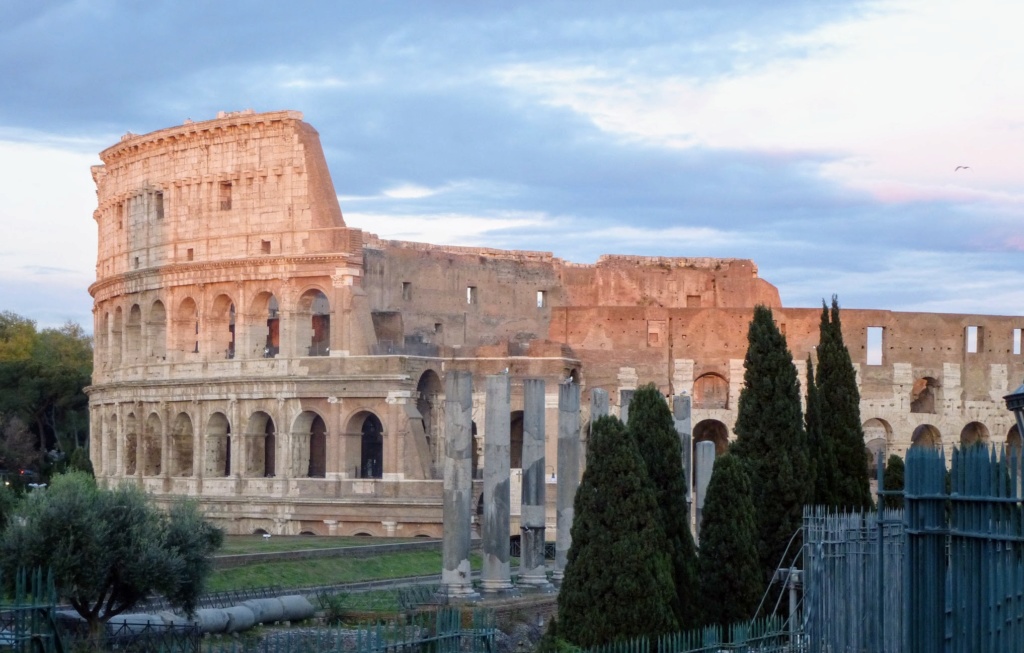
[402,282,412,301]
[966,325,980,353]
[264,296,279,358]
[219,182,232,211]
[154,191,164,220]
[261,240,271,255]
[1014,328,1021,355]
[866,327,883,365]
[186,248,194,261]
[467,286,478,305]
[537,290,547,308]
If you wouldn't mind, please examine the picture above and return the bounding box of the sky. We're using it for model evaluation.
[1,0,1023,331]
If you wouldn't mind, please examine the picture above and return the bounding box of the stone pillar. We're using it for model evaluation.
[481,375,515,594]
[620,389,635,425]
[519,378,553,591]
[553,382,581,584]
[441,371,478,598]
[590,388,609,419]
[673,394,693,525]
[694,440,716,542]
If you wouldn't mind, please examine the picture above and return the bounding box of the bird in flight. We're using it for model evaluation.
[955,166,971,171]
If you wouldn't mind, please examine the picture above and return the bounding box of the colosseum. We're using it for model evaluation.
[87,109,1024,536]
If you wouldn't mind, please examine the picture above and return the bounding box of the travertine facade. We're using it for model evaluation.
[88,110,1024,535]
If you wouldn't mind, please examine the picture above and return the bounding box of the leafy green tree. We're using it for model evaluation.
[558,416,677,647]
[732,305,811,585]
[0,315,92,471]
[627,383,700,629]
[882,454,905,509]
[0,472,223,635]
[805,355,834,506]
[816,297,872,509]
[698,454,762,629]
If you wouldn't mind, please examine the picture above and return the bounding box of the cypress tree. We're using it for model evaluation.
[732,305,811,584]
[805,355,834,506]
[882,454,905,509]
[698,454,762,630]
[817,296,872,509]
[558,415,678,647]
[627,383,700,630]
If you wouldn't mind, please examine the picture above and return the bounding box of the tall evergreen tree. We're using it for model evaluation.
[558,416,678,647]
[698,454,762,630]
[805,355,834,506]
[816,296,872,509]
[732,305,811,584]
[627,383,700,630]
[882,454,905,509]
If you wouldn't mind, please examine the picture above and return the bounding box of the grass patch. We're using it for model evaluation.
[218,535,432,556]
[206,551,482,592]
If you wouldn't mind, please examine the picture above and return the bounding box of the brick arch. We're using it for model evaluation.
[292,410,327,478]
[207,293,236,360]
[174,297,199,356]
[206,412,232,477]
[960,421,990,447]
[912,424,942,448]
[148,300,167,360]
[296,287,331,356]
[143,411,162,476]
[693,373,729,409]
[170,412,194,476]
[245,411,277,477]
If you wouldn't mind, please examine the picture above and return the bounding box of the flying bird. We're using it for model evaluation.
[955,166,971,171]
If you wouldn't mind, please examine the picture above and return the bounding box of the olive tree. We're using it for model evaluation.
[0,472,222,635]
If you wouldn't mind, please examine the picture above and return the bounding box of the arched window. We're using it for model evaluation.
[206,412,231,477]
[208,294,236,360]
[911,424,942,448]
[292,411,327,478]
[170,413,194,476]
[298,289,331,356]
[143,413,162,476]
[125,304,142,363]
[309,415,327,477]
[360,414,383,479]
[245,412,276,477]
[960,421,990,447]
[111,307,123,367]
[693,374,729,409]
[124,412,138,475]
[694,419,730,456]
[175,298,199,356]
[416,370,443,470]
[149,301,167,360]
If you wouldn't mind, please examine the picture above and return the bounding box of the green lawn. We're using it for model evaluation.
[218,535,433,555]
[206,550,483,592]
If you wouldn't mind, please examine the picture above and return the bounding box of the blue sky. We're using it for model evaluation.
[1,0,1022,330]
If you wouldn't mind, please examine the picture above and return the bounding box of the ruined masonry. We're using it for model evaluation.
[88,109,1024,536]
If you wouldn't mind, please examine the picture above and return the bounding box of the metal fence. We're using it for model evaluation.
[583,617,792,653]
[805,444,1024,653]
[803,506,905,653]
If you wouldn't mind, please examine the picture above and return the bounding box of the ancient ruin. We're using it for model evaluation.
[88,110,1024,536]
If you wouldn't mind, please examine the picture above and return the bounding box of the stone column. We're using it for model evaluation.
[619,389,635,425]
[481,375,516,594]
[519,379,553,591]
[590,388,609,420]
[553,382,581,584]
[694,440,716,542]
[440,371,478,598]
[673,394,693,527]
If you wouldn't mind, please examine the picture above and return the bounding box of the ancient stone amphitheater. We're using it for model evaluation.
[87,109,1024,536]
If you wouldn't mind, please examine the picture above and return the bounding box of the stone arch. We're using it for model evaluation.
[863,418,893,478]
[207,294,236,360]
[1007,425,1022,455]
[148,300,167,360]
[510,410,524,468]
[175,297,199,356]
[170,412,194,476]
[125,304,142,364]
[416,369,443,467]
[693,373,729,409]
[292,411,327,478]
[245,411,276,477]
[247,292,280,358]
[206,412,231,477]
[143,412,162,476]
[911,424,942,448]
[910,377,940,414]
[564,367,581,384]
[124,412,138,475]
[111,307,123,366]
[960,421,990,447]
[347,412,383,479]
[297,288,331,356]
[693,419,729,456]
